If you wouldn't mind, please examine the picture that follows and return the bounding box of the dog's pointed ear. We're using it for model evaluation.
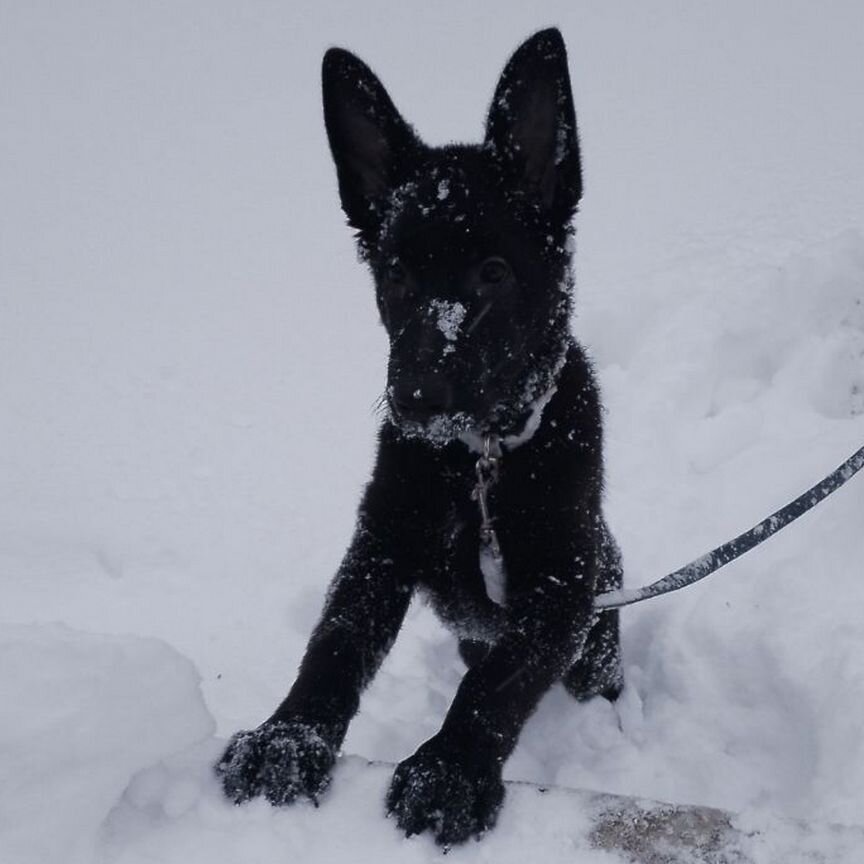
[484,28,582,217]
[322,48,419,234]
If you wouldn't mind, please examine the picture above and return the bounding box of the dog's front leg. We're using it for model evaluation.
[217,507,415,807]
[387,554,595,845]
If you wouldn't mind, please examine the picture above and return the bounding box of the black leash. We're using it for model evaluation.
[595,442,864,610]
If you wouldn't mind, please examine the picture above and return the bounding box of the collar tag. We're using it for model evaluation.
[472,435,507,606]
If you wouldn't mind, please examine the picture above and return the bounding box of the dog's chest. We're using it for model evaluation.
[419,486,509,641]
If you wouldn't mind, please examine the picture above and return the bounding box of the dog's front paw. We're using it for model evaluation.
[386,739,505,846]
[215,719,336,806]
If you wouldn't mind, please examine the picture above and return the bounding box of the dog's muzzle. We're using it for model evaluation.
[388,374,454,424]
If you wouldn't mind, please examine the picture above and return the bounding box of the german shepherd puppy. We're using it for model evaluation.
[217,27,623,846]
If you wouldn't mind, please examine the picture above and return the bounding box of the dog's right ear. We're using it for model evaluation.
[322,48,419,236]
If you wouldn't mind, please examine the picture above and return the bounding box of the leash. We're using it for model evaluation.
[471,435,864,612]
[595,442,864,610]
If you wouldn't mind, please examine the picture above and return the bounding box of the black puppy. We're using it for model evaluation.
[217,28,623,846]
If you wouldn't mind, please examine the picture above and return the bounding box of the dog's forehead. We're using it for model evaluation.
[378,148,509,263]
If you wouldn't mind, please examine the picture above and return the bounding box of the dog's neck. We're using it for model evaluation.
[458,343,569,454]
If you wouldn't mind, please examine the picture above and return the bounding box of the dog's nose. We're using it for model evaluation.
[390,375,453,421]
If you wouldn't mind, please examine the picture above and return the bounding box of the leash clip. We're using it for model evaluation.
[472,434,507,605]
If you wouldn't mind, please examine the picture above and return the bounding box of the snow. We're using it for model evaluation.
[429,298,466,351]
[0,625,213,864]
[2,1,864,862]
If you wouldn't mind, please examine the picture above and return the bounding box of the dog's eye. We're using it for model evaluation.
[479,257,511,285]
[385,259,407,284]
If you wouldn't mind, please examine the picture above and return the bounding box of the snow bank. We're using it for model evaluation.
[0,625,213,864]
[102,751,626,864]
[103,750,864,864]
[2,622,860,864]
[577,230,864,826]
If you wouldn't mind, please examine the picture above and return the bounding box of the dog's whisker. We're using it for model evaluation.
[370,392,390,418]
[464,301,493,336]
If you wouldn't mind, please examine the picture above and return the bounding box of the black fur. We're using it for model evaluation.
[216,28,623,846]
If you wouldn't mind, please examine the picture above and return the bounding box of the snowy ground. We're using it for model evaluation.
[2,1,864,862]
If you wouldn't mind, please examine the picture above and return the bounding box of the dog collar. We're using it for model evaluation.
[461,345,568,607]
[458,346,567,454]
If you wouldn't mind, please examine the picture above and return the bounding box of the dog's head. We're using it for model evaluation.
[322,29,581,445]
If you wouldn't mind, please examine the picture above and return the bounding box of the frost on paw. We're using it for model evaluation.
[386,742,505,846]
[215,720,336,807]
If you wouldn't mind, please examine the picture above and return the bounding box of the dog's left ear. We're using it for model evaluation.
[485,28,582,217]
[322,48,420,236]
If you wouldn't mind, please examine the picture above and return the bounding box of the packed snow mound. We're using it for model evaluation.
[102,749,627,864]
[576,231,864,827]
[2,623,861,864]
[593,230,864,428]
[705,230,864,421]
[0,625,214,864]
[103,749,864,864]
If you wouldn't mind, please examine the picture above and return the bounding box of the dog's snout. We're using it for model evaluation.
[390,375,453,420]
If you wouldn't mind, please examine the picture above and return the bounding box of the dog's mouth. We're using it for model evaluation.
[391,410,477,446]
[386,342,571,447]
[385,384,476,445]
[385,386,538,447]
